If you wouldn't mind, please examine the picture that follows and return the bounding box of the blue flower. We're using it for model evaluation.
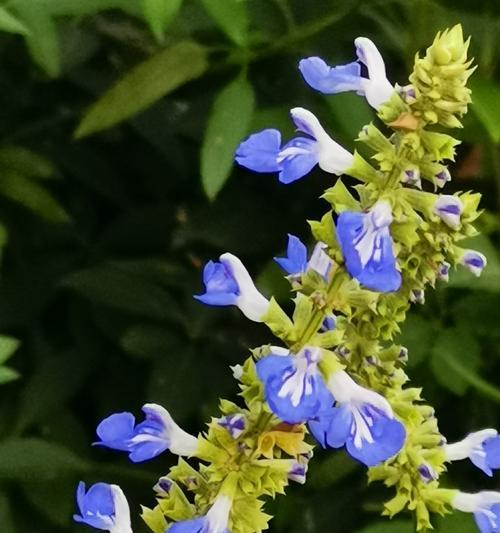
[168,494,232,533]
[235,108,353,184]
[73,482,132,533]
[434,195,463,229]
[195,253,270,322]
[453,492,500,533]
[446,429,500,477]
[336,201,401,292]
[274,235,333,280]
[460,250,487,277]
[308,371,406,467]
[95,403,198,463]
[218,414,246,439]
[256,347,333,424]
[299,37,394,109]
[437,261,450,282]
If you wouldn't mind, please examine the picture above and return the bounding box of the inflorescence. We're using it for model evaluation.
[73,26,500,533]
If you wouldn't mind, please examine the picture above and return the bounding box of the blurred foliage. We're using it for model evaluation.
[0,0,499,531]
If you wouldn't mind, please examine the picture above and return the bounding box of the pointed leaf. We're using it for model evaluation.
[142,0,183,41]
[0,336,20,365]
[471,78,500,143]
[200,0,249,45]
[75,40,208,138]
[0,367,20,384]
[201,73,255,199]
[0,6,30,35]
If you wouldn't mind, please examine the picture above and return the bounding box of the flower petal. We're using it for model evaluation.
[298,57,362,94]
[235,129,281,173]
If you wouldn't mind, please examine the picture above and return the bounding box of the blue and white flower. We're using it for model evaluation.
[453,491,500,533]
[274,234,333,280]
[154,476,173,496]
[235,108,353,184]
[435,168,452,188]
[288,452,313,485]
[460,250,487,277]
[445,429,500,477]
[168,493,232,533]
[401,166,422,188]
[73,482,132,533]
[308,370,406,467]
[195,253,270,322]
[218,414,246,439]
[95,403,198,463]
[299,37,395,110]
[434,195,463,229]
[256,347,333,424]
[336,200,402,293]
[437,261,451,282]
[418,463,438,483]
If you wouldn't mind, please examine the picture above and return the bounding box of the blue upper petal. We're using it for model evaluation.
[95,412,136,451]
[278,137,318,184]
[474,505,500,533]
[274,234,308,275]
[485,436,500,470]
[74,482,115,529]
[336,211,401,293]
[194,261,239,307]
[345,410,406,467]
[256,354,333,424]
[299,57,363,94]
[308,405,352,449]
[235,129,282,173]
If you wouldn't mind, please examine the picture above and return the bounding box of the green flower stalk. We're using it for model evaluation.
[74,25,498,533]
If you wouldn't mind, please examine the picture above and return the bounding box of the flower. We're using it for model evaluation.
[445,429,500,476]
[299,37,394,109]
[418,463,438,483]
[335,200,402,292]
[460,250,487,277]
[434,195,463,229]
[288,452,313,484]
[435,168,452,188]
[94,403,198,463]
[153,476,173,496]
[256,347,333,424]
[218,414,246,439]
[274,234,333,280]
[308,371,406,467]
[401,166,422,188]
[235,108,353,184]
[73,482,132,533]
[168,494,232,533]
[437,261,451,282]
[195,253,270,322]
[453,491,500,533]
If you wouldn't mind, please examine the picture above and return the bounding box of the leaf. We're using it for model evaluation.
[397,315,436,367]
[200,0,249,45]
[0,438,89,481]
[326,91,374,142]
[12,4,61,77]
[0,170,70,223]
[430,327,500,401]
[0,6,30,35]
[434,511,476,532]
[201,73,255,199]
[307,452,358,489]
[0,336,20,365]
[75,40,208,138]
[0,146,56,180]
[471,78,500,143]
[0,366,20,384]
[120,323,176,359]
[142,0,183,41]
[18,0,141,17]
[0,491,15,533]
[59,264,182,322]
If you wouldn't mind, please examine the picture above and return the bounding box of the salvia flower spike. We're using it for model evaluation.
[75,25,493,533]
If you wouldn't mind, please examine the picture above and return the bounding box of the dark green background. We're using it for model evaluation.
[0,0,499,531]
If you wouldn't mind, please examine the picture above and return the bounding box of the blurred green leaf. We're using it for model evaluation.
[434,511,476,532]
[398,315,436,367]
[0,491,14,533]
[0,366,20,384]
[0,171,70,223]
[326,92,374,143]
[20,0,141,17]
[12,4,61,77]
[471,78,500,143]
[201,73,255,199]
[199,0,249,45]
[307,452,358,489]
[431,327,500,401]
[356,521,413,533]
[0,146,56,180]
[75,40,208,138]
[0,6,30,35]
[25,478,77,527]
[120,323,175,359]
[60,264,182,322]
[0,438,89,481]
[0,336,20,365]
[142,0,183,41]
